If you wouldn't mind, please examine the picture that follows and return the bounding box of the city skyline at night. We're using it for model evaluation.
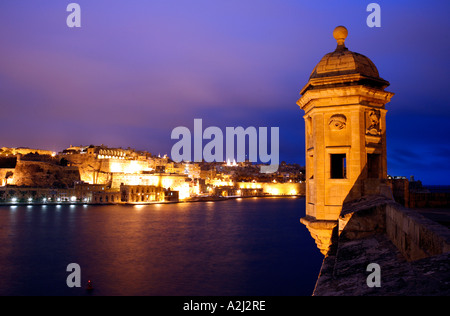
[1,1,450,185]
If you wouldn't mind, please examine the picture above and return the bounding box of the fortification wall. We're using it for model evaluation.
[409,192,450,208]
[386,204,450,261]
[313,195,450,295]
[62,154,110,184]
[13,160,80,188]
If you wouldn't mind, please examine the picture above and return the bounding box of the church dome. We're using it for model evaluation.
[309,26,384,82]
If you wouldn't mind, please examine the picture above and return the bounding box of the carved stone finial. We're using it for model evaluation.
[333,26,348,49]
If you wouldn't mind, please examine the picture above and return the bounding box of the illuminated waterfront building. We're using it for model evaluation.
[120,184,165,203]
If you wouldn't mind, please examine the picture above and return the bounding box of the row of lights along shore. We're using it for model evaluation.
[9,197,89,204]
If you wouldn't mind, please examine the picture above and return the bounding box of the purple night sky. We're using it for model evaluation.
[0,1,449,185]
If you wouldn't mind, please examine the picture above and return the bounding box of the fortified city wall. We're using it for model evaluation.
[13,160,80,188]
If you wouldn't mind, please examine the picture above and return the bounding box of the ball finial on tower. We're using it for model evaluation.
[333,26,348,46]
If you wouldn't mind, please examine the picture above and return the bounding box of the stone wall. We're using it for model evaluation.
[62,153,110,184]
[386,203,450,261]
[13,160,80,188]
[313,195,450,295]
[409,192,450,208]
[338,195,450,261]
[387,178,409,207]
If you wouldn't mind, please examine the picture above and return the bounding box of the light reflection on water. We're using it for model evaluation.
[0,197,323,296]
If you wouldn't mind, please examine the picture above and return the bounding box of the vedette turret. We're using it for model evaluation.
[297,26,394,254]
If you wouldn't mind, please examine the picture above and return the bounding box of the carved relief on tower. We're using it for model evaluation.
[328,114,347,131]
[366,109,381,136]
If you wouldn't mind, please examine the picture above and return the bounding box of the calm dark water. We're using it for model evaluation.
[0,197,323,296]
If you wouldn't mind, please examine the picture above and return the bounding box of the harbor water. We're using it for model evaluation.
[0,197,323,296]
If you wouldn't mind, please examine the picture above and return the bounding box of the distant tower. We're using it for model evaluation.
[297,26,394,254]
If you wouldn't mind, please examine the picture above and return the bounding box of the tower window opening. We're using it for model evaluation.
[367,153,381,178]
[330,154,346,179]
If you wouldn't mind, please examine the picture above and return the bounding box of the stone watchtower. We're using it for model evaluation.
[297,26,394,254]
